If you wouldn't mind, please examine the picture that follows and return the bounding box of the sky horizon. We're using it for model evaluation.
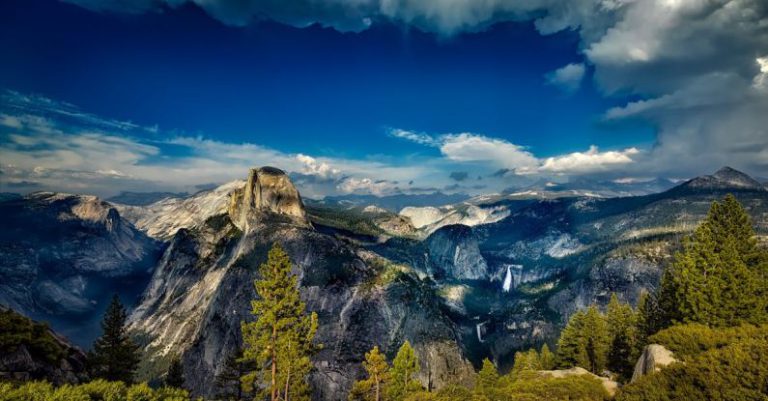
[1,0,767,198]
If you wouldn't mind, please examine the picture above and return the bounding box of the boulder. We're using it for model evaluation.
[631,344,677,382]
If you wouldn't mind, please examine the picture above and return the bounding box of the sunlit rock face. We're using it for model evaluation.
[127,167,474,400]
[228,167,309,230]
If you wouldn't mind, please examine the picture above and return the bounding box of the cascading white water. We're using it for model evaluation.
[502,265,513,292]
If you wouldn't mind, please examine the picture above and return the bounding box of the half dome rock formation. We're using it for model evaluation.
[126,167,474,400]
[228,166,309,230]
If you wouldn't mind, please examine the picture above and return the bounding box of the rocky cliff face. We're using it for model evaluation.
[127,168,474,400]
[0,193,160,346]
[425,225,489,280]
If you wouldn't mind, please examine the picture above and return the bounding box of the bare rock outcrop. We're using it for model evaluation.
[631,344,677,382]
[538,367,619,397]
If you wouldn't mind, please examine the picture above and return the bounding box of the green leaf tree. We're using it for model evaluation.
[583,305,610,374]
[511,349,541,377]
[241,243,319,401]
[658,195,768,327]
[556,306,610,374]
[349,346,390,401]
[386,341,421,400]
[556,310,589,369]
[473,358,499,400]
[539,344,556,370]
[88,294,140,383]
[605,294,639,379]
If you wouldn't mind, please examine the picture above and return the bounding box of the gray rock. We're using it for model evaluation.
[425,224,488,280]
[631,344,677,382]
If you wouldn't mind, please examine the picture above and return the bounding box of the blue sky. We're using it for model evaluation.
[1,0,766,197]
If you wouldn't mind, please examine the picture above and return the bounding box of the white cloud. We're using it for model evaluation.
[295,154,341,179]
[0,92,433,198]
[546,63,586,92]
[388,128,439,146]
[537,146,640,174]
[336,177,399,196]
[392,128,642,176]
[60,0,768,179]
[439,133,539,170]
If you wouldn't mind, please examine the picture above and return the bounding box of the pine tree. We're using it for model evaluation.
[385,341,421,401]
[556,306,610,374]
[636,291,662,341]
[241,243,319,401]
[349,346,390,401]
[539,344,556,370]
[657,195,768,327]
[511,349,541,377]
[165,357,184,388]
[583,305,610,374]
[556,310,589,369]
[473,358,499,400]
[88,294,140,383]
[605,294,638,379]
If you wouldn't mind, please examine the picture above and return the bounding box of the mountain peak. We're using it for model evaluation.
[228,166,308,230]
[679,166,765,192]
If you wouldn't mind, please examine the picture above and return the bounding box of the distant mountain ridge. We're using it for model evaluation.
[675,166,767,192]
[106,191,189,206]
[0,192,161,346]
[2,165,768,399]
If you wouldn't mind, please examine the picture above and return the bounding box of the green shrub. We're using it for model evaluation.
[0,309,65,364]
[78,379,127,401]
[126,383,155,401]
[503,375,609,401]
[648,323,768,359]
[617,338,768,401]
[433,384,472,401]
[48,384,90,401]
[0,381,53,401]
[0,380,193,401]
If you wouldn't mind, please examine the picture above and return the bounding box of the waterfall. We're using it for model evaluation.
[502,265,513,292]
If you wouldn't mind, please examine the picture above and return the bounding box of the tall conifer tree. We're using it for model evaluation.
[386,341,421,400]
[658,195,768,327]
[241,244,318,401]
[88,294,140,383]
[349,346,390,401]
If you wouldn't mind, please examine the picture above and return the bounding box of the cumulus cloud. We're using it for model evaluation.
[295,154,341,180]
[546,63,586,93]
[536,145,640,175]
[439,133,539,170]
[393,128,641,176]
